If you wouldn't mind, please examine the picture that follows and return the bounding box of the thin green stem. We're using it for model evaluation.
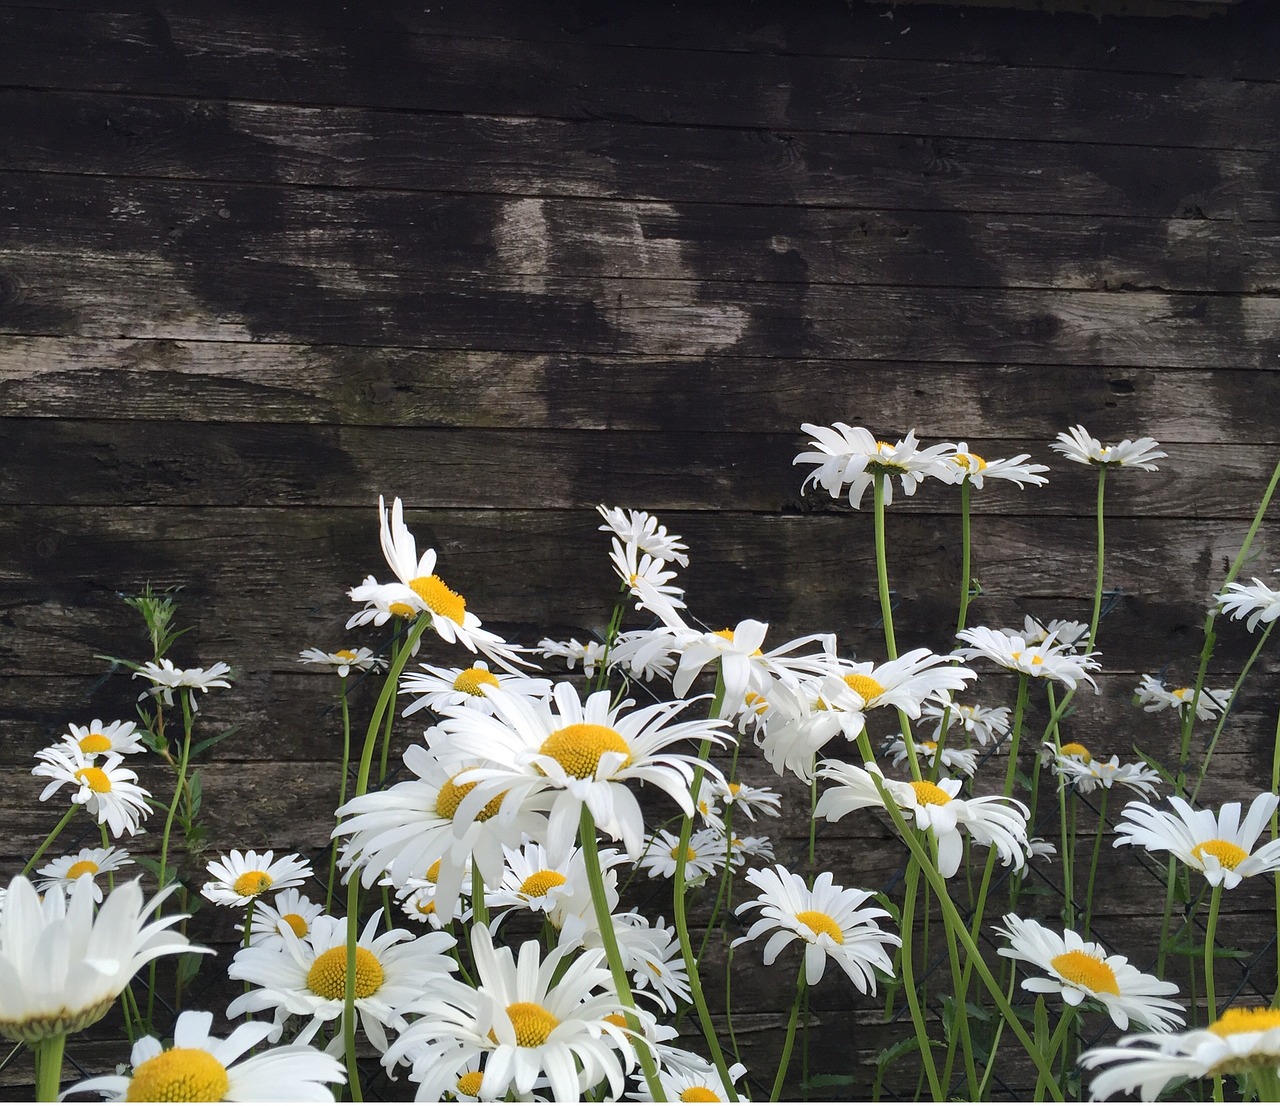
[376,675,396,786]
[769,963,808,1103]
[470,864,489,929]
[1087,465,1107,652]
[21,805,77,877]
[1083,789,1109,941]
[1034,1007,1077,1101]
[593,585,630,694]
[1273,706,1280,1007]
[1204,883,1223,1023]
[342,876,363,1103]
[900,856,943,1100]
[327,678,352,914]
[940,860,979,1100]
[1190,623,1273,804]
[956,477,974,635]
[149,691,194,1025]
[32,1033,66,1103]
[873,472,899,662]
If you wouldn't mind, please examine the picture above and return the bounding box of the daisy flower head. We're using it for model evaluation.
[383,923,637,1103]
[609,538,688,626]
[734,865,899,990]
[794,423,956,509]
[1050,750,1162,797]
[400,659,552,719]
[245,888,327,950]
[921,697,1012,747]
[886,736,978,777]
[345,574,414,629]
[637,827,724,886]
[536,635,608,678]
[715,776,783,821]
[1113,793,1280,889]
[1081,1006,1280,1101]
[1004,614,1091,651]
[729,834,777,867]
[754,678,854,782]
[650,1058,749,1103]
[1216,576,1280,633]
[605,913,691,1013]
[432,681,732,859]
[487,840,621,931]
[202,850,313,909]
[945,442,1049,489]
[227,910,458,1055]
[995,914,1183,1031]
[56,719,146,759]
[819,648,976,719]
[608,626,683,682]
[62,1009,345,1101]
[1050,425,1167,471]
[955,626,1099,690]
[0,876,205,1044]
[133,658,233,709]
[299,646,385,679]
[1134,675,1231,720]
[35,846,132,903]
[32,747,152,837]
[597,505,690,567]
[815,760,1030,878]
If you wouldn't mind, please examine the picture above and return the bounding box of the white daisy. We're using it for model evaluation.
[332,744,549,921]
[244,888,327,950]
[1113,793,1280,889]
[0,876,204,1044]
[202,850,313,909]
[133,658,233,709]
[598,505,690,567]
[1050,751,1162,797]
[537,636,609,678]
[945,442,1049,489]
[32,747,152,837]
[227,911,457,1055]
[794,423,956,509]
[299,646,385,679]
[815,760,1030,878]
[955,626,1100,690]
[921,698,1012,747]
[605,913,691,1014]
[609,538,688,626]
[400,659,552,719]
[487,840,621,932]
[1081,1008,1280,1101]
[62,1009,345,1101]
[344,573,417,629]
[1050,425,1167,470]
[754,679,858,782]
[714,777,782,822]
[432,682,731,859]
[734,865,899,990]
[382,923,636,1103]
[1216,576,1280,632]
[817,648,976,718]
[728,834,777,867]
[35,847,132,903]
[994,914,1184,1031]
[650,1059,748,1103]
[1134,675,1231,720]
[637,828,723,886]
[608,627,683,682]
[57,720,146,759]
[886,737,978,777]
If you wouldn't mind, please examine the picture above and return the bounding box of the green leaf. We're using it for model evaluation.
[803,1074,860,1089]
[176,951,204,988]
[190,725,241,759]
[1132,745,1177,787]
[186,770,202,819]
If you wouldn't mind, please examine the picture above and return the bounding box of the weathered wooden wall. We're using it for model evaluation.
[2,0,1279,1097]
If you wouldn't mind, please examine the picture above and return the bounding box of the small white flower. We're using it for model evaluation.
[299,646,385,679]
[886,737,978,777]
[609,539,688,626]
[637,828,723,886]
[921,697,1012,747]
[133,658,233,709]
[714,777,782,822]
[945,442,1049,489]
[1002,615,1091,651]
[32,748,153,837]
[1050,425,1166,470]
[734,865,899,990]
[597,505,690,567]
[244,888,327,950]
[56,719,146,759]
[35,847,132,903]
[795,423,956,509]
[1216,576,1280,632]
[817,648,976,718]
[1134,674,1231,720]
[400,660,551,719]
[1049,749,1162,797]
[202,850,313,909]
[537,636,609,678]
[955,626,1099,690]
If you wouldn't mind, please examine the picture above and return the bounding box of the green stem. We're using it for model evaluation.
[1273,705,1280,1007]
[21,805,77,877]
[593,585,630,695]
[471,864,489,929]
[1034,1007,1077,1101]
[956,476,974,635]
[343,876,363,1103]
[1204,883,1223,1024]
[376,675,396,786]
[32,1033,65,1103]
[1087,465,1107,653]
[1157,859,1179,980]
[327,677,352,914]
[149,691,194,1025]
[769,963,808,1103]
[579,806,665,1102]
[1082,788,1109,941]
[900,856,943,1100]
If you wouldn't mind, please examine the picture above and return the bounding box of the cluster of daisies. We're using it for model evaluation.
[7,420,1280,1103]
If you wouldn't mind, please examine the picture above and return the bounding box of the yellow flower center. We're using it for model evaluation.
[727,782,743,796]
[73,767,112,793]
[78,733,112,754]
[306,945,385,1000]
[281,912,309,938]
[604,1012,630,1029]
[954,452,988,473]
[388,602,417,618]
[909,780,952,807]
[65,860,100,880]
[1060,742,1092,764]
[842,673,886,703]
[539,723,632,778]
[126,1047,230,1102]
[231,870,274,898]
[795,909,844,944]
[499,1001,559,1047]
[414,898,436,917]
[425,859,442,881]
[453,666,501,697]
[436,771,504,822]
[1172,687,1191,700]
[1049,950,1120,995]
[518,870,567,898]
[1192,839,1249,871]
[670,845,697,863]
[681,1088,723,1102]
[408,574,466,623]
[334,649,358,662]
[920,741,938,753]
[1209,1008,1280,1036]
[713,629,763,656]
[743,692,768,714]
[456,1070,484,1097]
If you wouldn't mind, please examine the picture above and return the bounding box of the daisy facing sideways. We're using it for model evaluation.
[1049,425,1166,470]
[955,625,1099,691]
[945,442,1049,490]
[62,1009,345,1101]
[1113,793,1280,889]
[32,747,153,838]
[794,423,956,508]
[994,914,1184,1031]
[1134,674,1231,720]
[299,646,384,679]
[35,846,133,903]
[733,864,899,990]
[1215,576,1280,633]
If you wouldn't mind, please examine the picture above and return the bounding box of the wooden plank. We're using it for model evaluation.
[5,338,1280,441]
[0,10,1275,150]
[3,251,1280,367]
[2,418,1278,521]
[5,89,1278,220]
[7,173,1280,293]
